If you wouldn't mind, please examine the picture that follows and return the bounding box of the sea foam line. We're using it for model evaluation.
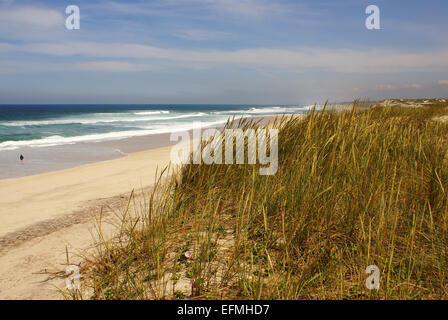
[0,119,228,151]
[0,112,205,127]
[133,110,170,115]
[212,106,314,115]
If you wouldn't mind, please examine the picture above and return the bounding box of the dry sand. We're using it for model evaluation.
[0,144,173,299]
[0,115,287,299]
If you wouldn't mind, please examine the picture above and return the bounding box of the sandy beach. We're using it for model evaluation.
[0,114,278,299]
[0,143,173,299]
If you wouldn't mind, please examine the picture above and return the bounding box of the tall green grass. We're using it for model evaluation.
[73,101,448,300]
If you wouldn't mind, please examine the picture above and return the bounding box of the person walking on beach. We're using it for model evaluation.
[19,154,24,162]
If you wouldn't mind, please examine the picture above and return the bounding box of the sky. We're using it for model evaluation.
[0,0,448,104]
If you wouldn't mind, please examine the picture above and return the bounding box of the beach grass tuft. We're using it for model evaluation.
[71,100,448,300]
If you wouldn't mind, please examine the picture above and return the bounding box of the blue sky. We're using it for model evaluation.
[0,0,448,104]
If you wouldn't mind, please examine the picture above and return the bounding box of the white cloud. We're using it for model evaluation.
[205,0,290,19]
[0,6,65,41]
[75,61,155,72]
[2,41,448,74]
[104,0,294,20]
[0,60,156,75]
[0,7,63,28]
[174,29,231,41]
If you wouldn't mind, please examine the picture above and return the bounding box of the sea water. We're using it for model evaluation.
[0,104,313,179]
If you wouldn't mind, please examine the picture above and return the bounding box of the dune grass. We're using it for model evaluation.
[70,100,448,300]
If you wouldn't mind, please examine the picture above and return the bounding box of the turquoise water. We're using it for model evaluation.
[0,104,312,151]
[0,104,314,179]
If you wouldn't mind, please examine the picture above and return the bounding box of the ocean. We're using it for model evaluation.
[0,104,313,179]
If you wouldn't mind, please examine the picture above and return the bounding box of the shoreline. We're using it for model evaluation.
[0,131,177,181]
[0,143,174,238]
[0,141,175,299]
[0,114,277,299]
[0,115,277,181]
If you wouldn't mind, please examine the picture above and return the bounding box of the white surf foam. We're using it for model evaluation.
[133,110,170,115]
[1,112,206,127]
[213,106,314,115]
[0,118,228,151]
